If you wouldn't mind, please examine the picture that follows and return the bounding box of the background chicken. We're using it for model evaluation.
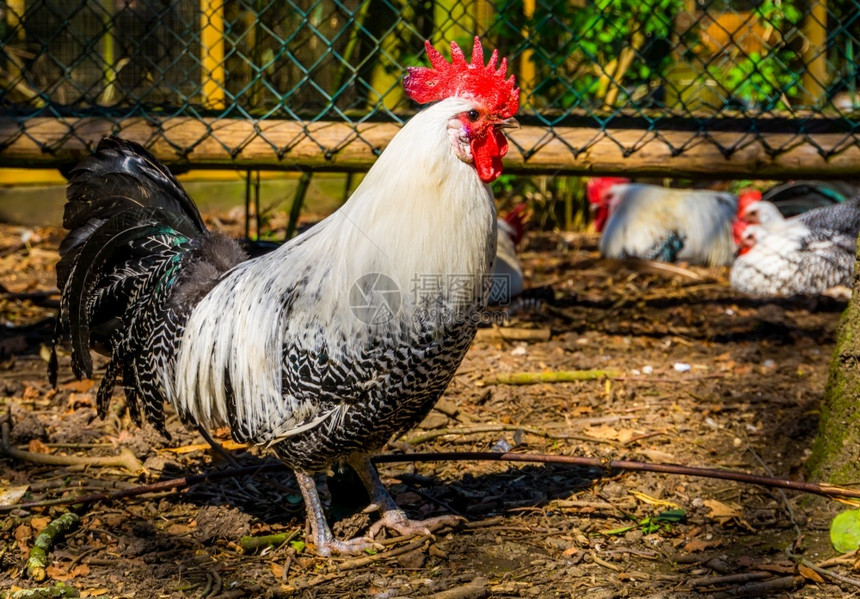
[730,198,860,296]
[490,203,526,304]
[51,38,519,555]
[587,178,739,266]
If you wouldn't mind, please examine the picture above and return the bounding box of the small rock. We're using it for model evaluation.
[673,362,691,373]
[491,438,513,452]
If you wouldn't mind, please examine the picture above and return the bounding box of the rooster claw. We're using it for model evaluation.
[312,535,384,557]
[368,511,464,539]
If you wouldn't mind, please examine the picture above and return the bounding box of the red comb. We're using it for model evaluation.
[404,37,519,118]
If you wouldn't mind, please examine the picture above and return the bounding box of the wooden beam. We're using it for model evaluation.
[0,116,858,178]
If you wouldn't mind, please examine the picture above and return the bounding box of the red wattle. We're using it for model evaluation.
[471,128,508,183]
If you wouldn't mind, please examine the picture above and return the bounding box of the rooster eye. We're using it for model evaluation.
[466,109,480,122]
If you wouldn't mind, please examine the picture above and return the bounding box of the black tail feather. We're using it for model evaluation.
[54,136,241,440]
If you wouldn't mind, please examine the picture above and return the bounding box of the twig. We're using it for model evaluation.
[688,571,773,587]
[402,423,615,446]
[710,576,801,598]
[332,537,428,571]
[239,529,299,553]
[480,369,622,386]
[426,578,489,599]
[589,551,621,571]
[26,512,81,581]
[0,462,288,511]
[788,550,860,590]
[2,416,143,473]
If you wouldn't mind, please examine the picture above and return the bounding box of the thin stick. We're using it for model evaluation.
[402,424,615,446]
[1,419,143,473]
[4,451,860,513]
[372,452,860,501]
[481,369,622,386]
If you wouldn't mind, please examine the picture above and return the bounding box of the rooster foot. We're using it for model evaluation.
[311,534,383,557]
[367,509,463,539]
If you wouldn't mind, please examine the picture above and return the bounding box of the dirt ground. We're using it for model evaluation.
[0,210,857,598]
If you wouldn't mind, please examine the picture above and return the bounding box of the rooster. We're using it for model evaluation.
[730,198,860,296]
[587,178,740,266]
[51,38,519,555]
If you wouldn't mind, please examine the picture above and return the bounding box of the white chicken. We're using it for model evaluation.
[588,178,740,266]
[731,198,860,296]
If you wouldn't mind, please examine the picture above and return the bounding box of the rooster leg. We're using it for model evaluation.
[294,470,380,556]
[348,455,463,539]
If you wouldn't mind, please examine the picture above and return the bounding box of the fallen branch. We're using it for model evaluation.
[710,576,801,598]
[5,451,860,514]
[0,463,288,512]
[426,578,489,599]
[3,582,80,599]
[480,369,621,386]
[402,423,615,446]
[2,418,143,473]
[26,512,81,581]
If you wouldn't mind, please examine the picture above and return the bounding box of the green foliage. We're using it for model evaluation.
[601,508,686,536]
[830,509,860,553]
[493,0,682,109]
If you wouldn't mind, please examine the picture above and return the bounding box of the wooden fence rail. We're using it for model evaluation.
[1,117,859,178]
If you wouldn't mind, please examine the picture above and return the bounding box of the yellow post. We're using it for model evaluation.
[200,0,226,110]
[473,0,494,36]
[520,0,536,109]
[6,0,25,40]
[801,0,828,106]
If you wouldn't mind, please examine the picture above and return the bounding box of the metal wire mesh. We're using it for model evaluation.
[0,0,858,175]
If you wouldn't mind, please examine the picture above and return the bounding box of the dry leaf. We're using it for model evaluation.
[46,564,69,581]
[703,499,741,521]
[67,392,94,409]
[270,563,284,578]
[82,588,109,597]
[702,499,755,531]
[683,538,721,552]
[629,490,681,509]
[0,485,29,507]
[27,439,51,454]
[637,449,675,462]
[798,563,825,583]
[30,516,51,532]
[584,424,634,442]
[62,379,94,393]
[14,523,32,552]
[70,564,91,577]
[562,546,579,557]
[166,440,249,454]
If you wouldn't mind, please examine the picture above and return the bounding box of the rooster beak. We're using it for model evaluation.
[496,117,520,130]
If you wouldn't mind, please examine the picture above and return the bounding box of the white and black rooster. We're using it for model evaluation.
[731,198,860,296]
[51,38,519,555]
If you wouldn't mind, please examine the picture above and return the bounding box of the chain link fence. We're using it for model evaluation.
[0,0,858,176]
